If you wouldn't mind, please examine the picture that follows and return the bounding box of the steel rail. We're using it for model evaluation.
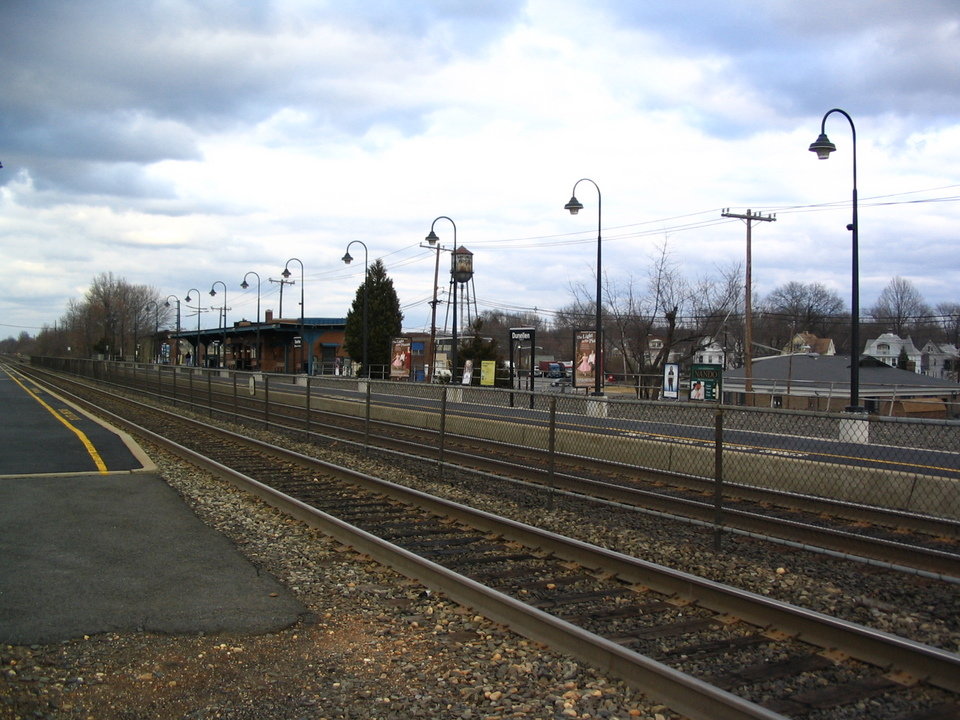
[38,384,785,720]
[19,362,960,578]
[30,370,960,702]
[171,369,960,539]
[32,360,960,539]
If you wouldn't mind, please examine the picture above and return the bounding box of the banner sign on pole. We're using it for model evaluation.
[663,363,679,399]
[690,363,723,401]
[573,330,598,389]
[390,337,412,379]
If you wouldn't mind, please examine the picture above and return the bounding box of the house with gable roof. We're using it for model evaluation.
[863,332,921,373]
[920,341,959,381]
[782,331,835,356]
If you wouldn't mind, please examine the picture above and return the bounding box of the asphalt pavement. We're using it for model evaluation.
[0,363,306,644]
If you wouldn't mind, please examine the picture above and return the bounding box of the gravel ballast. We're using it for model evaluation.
[1,442,679,720]
[3,408,957,720]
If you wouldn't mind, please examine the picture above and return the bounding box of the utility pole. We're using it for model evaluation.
[721,209,776,401]
[269,277,295,318]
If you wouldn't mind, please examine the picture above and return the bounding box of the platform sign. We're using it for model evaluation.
[509,327,536,392]
[690,363,722,401]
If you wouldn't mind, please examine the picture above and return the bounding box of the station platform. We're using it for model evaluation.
[0,364,146,476]
[0,364,306,644]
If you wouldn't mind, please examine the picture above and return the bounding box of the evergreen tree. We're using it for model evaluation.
[458,319,509,386]
[343,258,403,375]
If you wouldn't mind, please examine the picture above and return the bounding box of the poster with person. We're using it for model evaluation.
[573,330,598,389]
[390,337,412,379]
[689,363,723,401]
[662,363,679,399]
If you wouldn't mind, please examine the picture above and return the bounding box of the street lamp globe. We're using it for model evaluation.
[809,133,837,159]
[564,196,584,215]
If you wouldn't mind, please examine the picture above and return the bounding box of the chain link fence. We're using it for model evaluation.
[31,356,960,522]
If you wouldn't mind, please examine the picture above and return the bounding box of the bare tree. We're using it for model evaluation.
[867,276,931,337]
[758,281,847,351]
[565,238,741,397]
[48,272,171,359]
[934,302,960,347]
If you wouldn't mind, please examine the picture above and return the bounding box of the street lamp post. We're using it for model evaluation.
[145,301,160,363]
[209,281,228,369]
[342,241,369,378]
[809,108,864,413]
[564,178,604,396]
[164,295,180,365]
[241,271,261,371]
[282,258,306,373]
[425,217,457,381]
[184,288,202,366]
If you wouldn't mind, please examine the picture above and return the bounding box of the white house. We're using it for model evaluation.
[920,341,959,380]
[863,333,921,373]
[692,336,726,367]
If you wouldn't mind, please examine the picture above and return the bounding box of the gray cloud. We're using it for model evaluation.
[604,0,960,123]
[0,0,523,199]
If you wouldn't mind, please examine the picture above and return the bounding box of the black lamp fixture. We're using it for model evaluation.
[164,294,181,365]
[425,216,457,381]
[184,288,202,366]
[809,108,863,413]
[342,241,370,377]
[282,258,306,373]
[563,178,603,397]
[209,281,228,369]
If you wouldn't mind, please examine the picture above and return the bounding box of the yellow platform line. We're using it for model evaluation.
[2,367,109,474]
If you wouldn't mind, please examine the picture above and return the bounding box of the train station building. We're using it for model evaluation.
[170,310,346,374]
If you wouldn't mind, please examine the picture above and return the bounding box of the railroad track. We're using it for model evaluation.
[23,361,960,579]
[11,363,960,720]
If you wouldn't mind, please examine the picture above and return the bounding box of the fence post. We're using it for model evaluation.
[713,406,724,551]
[438,385,447,478]
[305,376,312,437]
[263,375,270,429]
[364,380,372,455]
[207,370,213,418]
[233,371,238,418]
[548,396,557,511]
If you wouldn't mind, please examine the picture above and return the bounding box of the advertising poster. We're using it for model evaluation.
[480,360,496,386]
[573,330,598,389]
[462,359,474,385]
[390,337,412,379]
[690,363,723,401]
[662,363,679,400]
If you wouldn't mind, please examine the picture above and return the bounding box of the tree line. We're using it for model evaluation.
[3,259,959,385]
[471,242,960,394]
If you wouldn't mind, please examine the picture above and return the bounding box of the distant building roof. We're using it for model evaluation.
[726,354,960,398]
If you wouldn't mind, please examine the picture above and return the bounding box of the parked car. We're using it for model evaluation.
[546,362,566,378]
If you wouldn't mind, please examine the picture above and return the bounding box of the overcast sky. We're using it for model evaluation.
[2,0,959,339]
